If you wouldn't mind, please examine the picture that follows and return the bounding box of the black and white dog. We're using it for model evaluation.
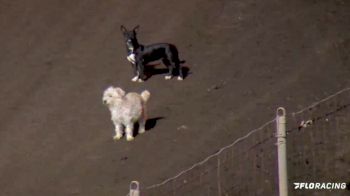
[121,25,184,82]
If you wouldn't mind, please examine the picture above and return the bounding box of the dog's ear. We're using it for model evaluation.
[120,25,127,33]
[115,87,126,97]
[133,25,140,33]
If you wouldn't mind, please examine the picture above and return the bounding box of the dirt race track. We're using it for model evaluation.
[0,0,349,195]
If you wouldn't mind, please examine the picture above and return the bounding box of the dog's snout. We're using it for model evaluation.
[103,100,107,104]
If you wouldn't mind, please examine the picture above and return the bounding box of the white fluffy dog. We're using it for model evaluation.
[102,86,150,141]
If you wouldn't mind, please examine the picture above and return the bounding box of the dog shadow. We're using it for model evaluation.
[144,62,191,80]
[133,117,164,137]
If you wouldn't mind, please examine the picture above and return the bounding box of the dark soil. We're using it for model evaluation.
[0,0,349,195]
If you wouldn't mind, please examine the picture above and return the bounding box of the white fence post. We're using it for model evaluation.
[129,181,140,196]
[276,107,288,196]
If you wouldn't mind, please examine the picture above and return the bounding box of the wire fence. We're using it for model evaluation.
[128,87,350,196]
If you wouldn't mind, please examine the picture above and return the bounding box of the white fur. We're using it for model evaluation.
[127,53,136,64]
[131,76,139,82]
[165,75,172,80]
[103,86,150,141]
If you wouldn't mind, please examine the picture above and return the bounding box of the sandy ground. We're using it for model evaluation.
[0,0,349,195]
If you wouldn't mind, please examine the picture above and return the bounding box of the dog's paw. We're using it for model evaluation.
[137,78,144,83]
[131,76,139,82]
[165,75,173,80]
[177,76,184,81]
[113,134,122,141]
[139,129,145,134]
[126,135,135,141]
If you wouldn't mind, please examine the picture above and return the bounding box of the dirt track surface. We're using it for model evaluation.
[0,0,349,195]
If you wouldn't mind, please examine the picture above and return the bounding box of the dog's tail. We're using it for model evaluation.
[141,90,151,102]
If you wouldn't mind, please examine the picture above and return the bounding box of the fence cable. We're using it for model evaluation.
[291,87,350,116]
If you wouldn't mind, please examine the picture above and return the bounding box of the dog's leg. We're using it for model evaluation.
[177,64,184,81]
[137,62,145,83]
[131,63,139,82]
[165,65,174,80]
[125,123,135,141]
[139,117,146,134]
[113,123,123,141]
[172,53,183,81]
[162,59,173,80]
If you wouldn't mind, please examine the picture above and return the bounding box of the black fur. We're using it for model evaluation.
[121,25,183,81]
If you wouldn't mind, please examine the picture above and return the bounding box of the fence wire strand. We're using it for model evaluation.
[291,87,350,116]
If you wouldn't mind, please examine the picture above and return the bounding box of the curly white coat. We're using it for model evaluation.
[103,86,150,141]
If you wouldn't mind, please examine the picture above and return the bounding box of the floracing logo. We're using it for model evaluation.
[293,182,348,190]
